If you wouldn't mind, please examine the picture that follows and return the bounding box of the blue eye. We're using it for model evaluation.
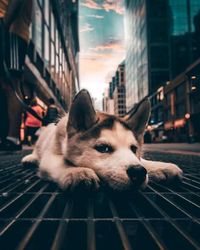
[94,144,114,153]
[130,145,137,154]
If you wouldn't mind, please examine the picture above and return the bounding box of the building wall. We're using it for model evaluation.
[113,86,126,117]
[104,61,126,116]
[125,0,200,112]
[125,0,148,111]
[25,0,79,111]
[148,58,200,142]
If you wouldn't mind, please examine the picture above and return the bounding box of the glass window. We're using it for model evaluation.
[51,41,55,74]
[150,46,169,68]
[35,3,42,56]
[44,0,49,25]
[44,25,49,67]
[51,13,55,41]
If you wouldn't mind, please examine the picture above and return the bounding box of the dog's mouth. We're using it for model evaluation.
[132,174,148,190]
[97,171,148,192]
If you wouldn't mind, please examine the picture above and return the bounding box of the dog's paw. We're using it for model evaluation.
[148,163,183,183]
[59,168,100,191]
[22,154,38,168]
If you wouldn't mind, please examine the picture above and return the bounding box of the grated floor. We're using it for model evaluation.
[0,150,200,250]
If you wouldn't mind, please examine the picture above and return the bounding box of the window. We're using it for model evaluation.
[35,3,42,56]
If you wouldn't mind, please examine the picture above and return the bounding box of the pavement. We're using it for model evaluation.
[144,143,200,156]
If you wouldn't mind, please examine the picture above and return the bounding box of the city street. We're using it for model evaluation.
[0,147,200,249]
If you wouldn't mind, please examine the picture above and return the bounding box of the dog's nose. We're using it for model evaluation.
[126,165,147,184]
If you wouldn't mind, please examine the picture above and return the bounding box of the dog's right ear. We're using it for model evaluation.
[67,89,98,136]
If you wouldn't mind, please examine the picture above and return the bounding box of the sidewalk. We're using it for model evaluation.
[144,143,200,156]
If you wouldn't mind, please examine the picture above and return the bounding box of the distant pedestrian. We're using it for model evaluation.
[43,98,59,125]
[25,99,44,146]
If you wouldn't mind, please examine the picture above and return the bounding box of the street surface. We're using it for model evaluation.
[144,143,200,156]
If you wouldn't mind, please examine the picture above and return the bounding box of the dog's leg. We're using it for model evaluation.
[39,154,100,190]
[22,152,39,167]
[140,158,183,183]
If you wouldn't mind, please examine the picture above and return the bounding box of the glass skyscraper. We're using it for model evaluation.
[125,0,200,112]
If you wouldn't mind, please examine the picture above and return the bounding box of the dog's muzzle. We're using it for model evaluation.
[126,165,147,187]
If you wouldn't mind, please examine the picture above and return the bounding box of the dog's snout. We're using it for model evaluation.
[126,165,147,183]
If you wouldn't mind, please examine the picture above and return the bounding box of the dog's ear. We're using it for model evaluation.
[67,89,98,135]
[125,98,151,137]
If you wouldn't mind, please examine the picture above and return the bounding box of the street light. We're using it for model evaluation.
[185,113,190,119]
[191,86,196,91]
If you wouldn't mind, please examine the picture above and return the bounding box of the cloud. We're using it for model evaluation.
[79,42,125,99]
[103,1,124,15]
[90,39,124,52]
[81,0,124,15]
[87,14,104,19]
[81,0,102,10]
[80,23,94,33]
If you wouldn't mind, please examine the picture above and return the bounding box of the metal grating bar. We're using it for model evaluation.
[140,190,200,249]
[16,193,56,250]
[108,200,133,250]
[87,198,96,250]
[51,199,73,250]
[128,202,167,250]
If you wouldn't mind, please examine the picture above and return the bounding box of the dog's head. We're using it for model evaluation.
[65,89,151,191]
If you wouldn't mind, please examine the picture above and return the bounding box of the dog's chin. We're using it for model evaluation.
[102,175,149,192]
[139,174,149,190]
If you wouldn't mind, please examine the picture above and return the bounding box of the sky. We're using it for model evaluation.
[79,0,125,106]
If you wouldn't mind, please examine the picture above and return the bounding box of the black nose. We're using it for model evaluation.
[126,165,147,184]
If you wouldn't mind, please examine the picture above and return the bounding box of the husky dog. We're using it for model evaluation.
[22,90,183,191]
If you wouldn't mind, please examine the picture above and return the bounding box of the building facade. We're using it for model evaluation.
[146,58,200,142]
[26,0,79,111]
[125,0,200,112]
[164,58,200,142]
[103,61,126,117]
[113,62,126,117]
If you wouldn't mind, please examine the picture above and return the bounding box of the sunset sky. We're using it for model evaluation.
[79,0,125,104]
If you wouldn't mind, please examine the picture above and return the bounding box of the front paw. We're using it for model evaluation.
[60,168,100,191]
[148,164,183,183]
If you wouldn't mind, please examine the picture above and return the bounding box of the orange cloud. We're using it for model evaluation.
[81,0,124,15]
[81,0,102,10]
[90,40,124,52]
[80,46,125,99]
[103,1,124,14]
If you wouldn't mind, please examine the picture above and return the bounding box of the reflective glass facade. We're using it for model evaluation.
[125,0,148,111]
[125,0,200,112]
[169,0,200,78]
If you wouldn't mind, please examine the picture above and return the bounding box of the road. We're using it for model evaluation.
[144,143,200,156]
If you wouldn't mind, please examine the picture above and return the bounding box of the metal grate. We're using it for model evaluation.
[0,150,200,250]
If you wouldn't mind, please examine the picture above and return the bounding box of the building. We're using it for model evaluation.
[113,62,126,117]
[103,61,126,117]
[26,0,79,111]
[102,89,114,115]
[164,58,200,142]
[125,0,200,112]
[147,86,165,142]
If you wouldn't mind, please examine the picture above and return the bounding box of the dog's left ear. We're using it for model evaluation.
[125,98,151,137]
[67,89,98,135]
